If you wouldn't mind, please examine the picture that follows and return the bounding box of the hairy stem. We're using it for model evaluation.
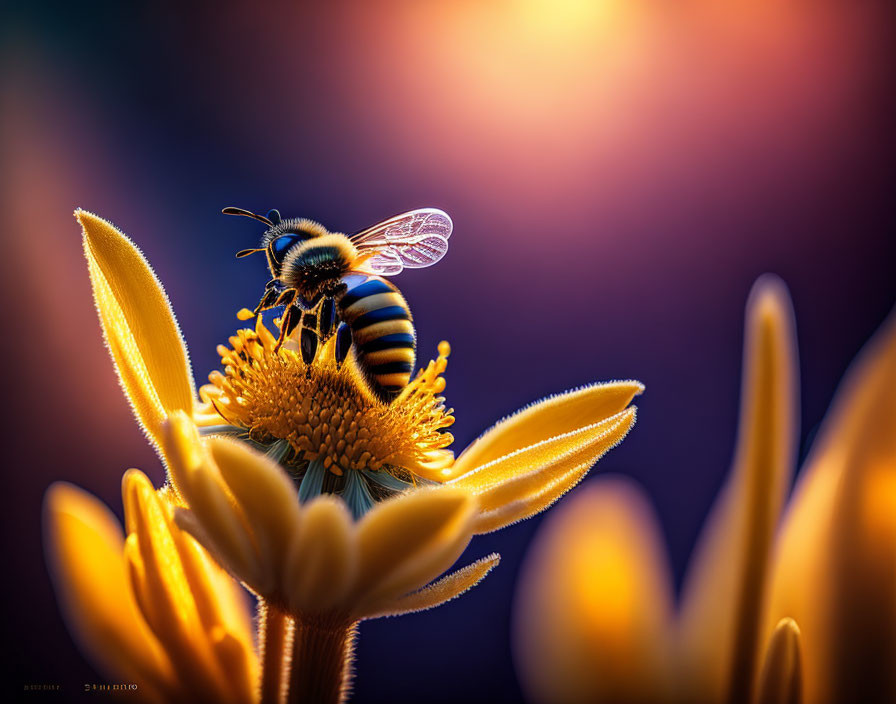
[286,616,358,704]
[258,601,290,704]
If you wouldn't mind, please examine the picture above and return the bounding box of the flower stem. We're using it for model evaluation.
[286,617,358,704]
[258,601,290,704]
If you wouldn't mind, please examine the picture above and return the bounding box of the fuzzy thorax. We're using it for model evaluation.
[280,233,359,299]
[197,312,455,486]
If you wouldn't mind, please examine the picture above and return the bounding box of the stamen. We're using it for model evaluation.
[196,313,456,505]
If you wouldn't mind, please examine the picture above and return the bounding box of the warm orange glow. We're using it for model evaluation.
[863,463,896,542]
[515,478,673,703]
[572,520,639,636]
[392,0,655,156]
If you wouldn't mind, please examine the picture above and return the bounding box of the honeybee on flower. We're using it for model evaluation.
[226,205,452,401]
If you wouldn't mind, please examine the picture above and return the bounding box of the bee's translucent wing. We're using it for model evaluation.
[351,208,452,276]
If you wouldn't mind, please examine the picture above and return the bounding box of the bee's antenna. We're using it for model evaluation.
[222,206,274,227]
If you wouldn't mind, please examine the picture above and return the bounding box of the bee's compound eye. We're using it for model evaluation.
[270,234,302,261]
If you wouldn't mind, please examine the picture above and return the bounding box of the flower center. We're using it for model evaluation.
[197,311,455,515]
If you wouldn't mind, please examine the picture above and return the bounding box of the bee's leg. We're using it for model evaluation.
[297,292,322,311]
[275,288,297,308]
[318,298,337,343]
[300,318,319,368]
[274,304,302,352]
[253,286,282,316]
[334,323,353,367]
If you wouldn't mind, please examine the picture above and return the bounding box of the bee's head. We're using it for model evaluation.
[226,206,329,276]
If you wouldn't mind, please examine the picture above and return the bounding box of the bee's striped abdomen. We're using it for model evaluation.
[338,273,416,401]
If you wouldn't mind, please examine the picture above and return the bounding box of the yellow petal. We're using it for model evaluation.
[352,488,476,614]
[365,553,501,619]
[208,437,302,593]
[455,405,635,506]
[470,408,637,533]
[766,306,896,704]
[513,477,675,704]
[756,618,802,704]
[284,496,356,614]
[446,380,643,480]
[175,537,258,703]
[78,209,194,447]
[470,457,593,534]
[173,508,238,583]
[161,480,255,659]
[123,470,256,703]
[123,471,196,650]
[211,628,259,704]
[88,253,166,445]
[161,413,262,591]
[126,470,258,703]
[43,482,175,699]
[678,275,798,703]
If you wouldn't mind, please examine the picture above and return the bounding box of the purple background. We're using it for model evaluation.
[2,2,894,701]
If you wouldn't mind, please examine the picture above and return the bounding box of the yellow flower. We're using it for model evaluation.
[78,208,640,520]
[514,275,896,704]
[44,471,257,704]
[163,410,488,619]
[72,208,642,701]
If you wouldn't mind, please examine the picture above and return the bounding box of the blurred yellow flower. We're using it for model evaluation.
[514,275,896,704]
[44,471,257,704]
[61,209,642,702]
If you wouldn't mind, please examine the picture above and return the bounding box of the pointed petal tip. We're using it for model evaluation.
[751,272,789,294]
[75,208,113,239]
[121,469,153,534]
[121,467,152,494]
[162,411,203,469]
[776,616,800,637]
[44,480,75,510]
[748,274,795,321]
[625,379,646,396]
[43,483,107,554]
[43,481,120,536]
[363,552,502,619]
[450,380,642,481]
[756,616,803,704]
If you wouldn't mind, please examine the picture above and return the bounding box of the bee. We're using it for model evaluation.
[224,205,452,402]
